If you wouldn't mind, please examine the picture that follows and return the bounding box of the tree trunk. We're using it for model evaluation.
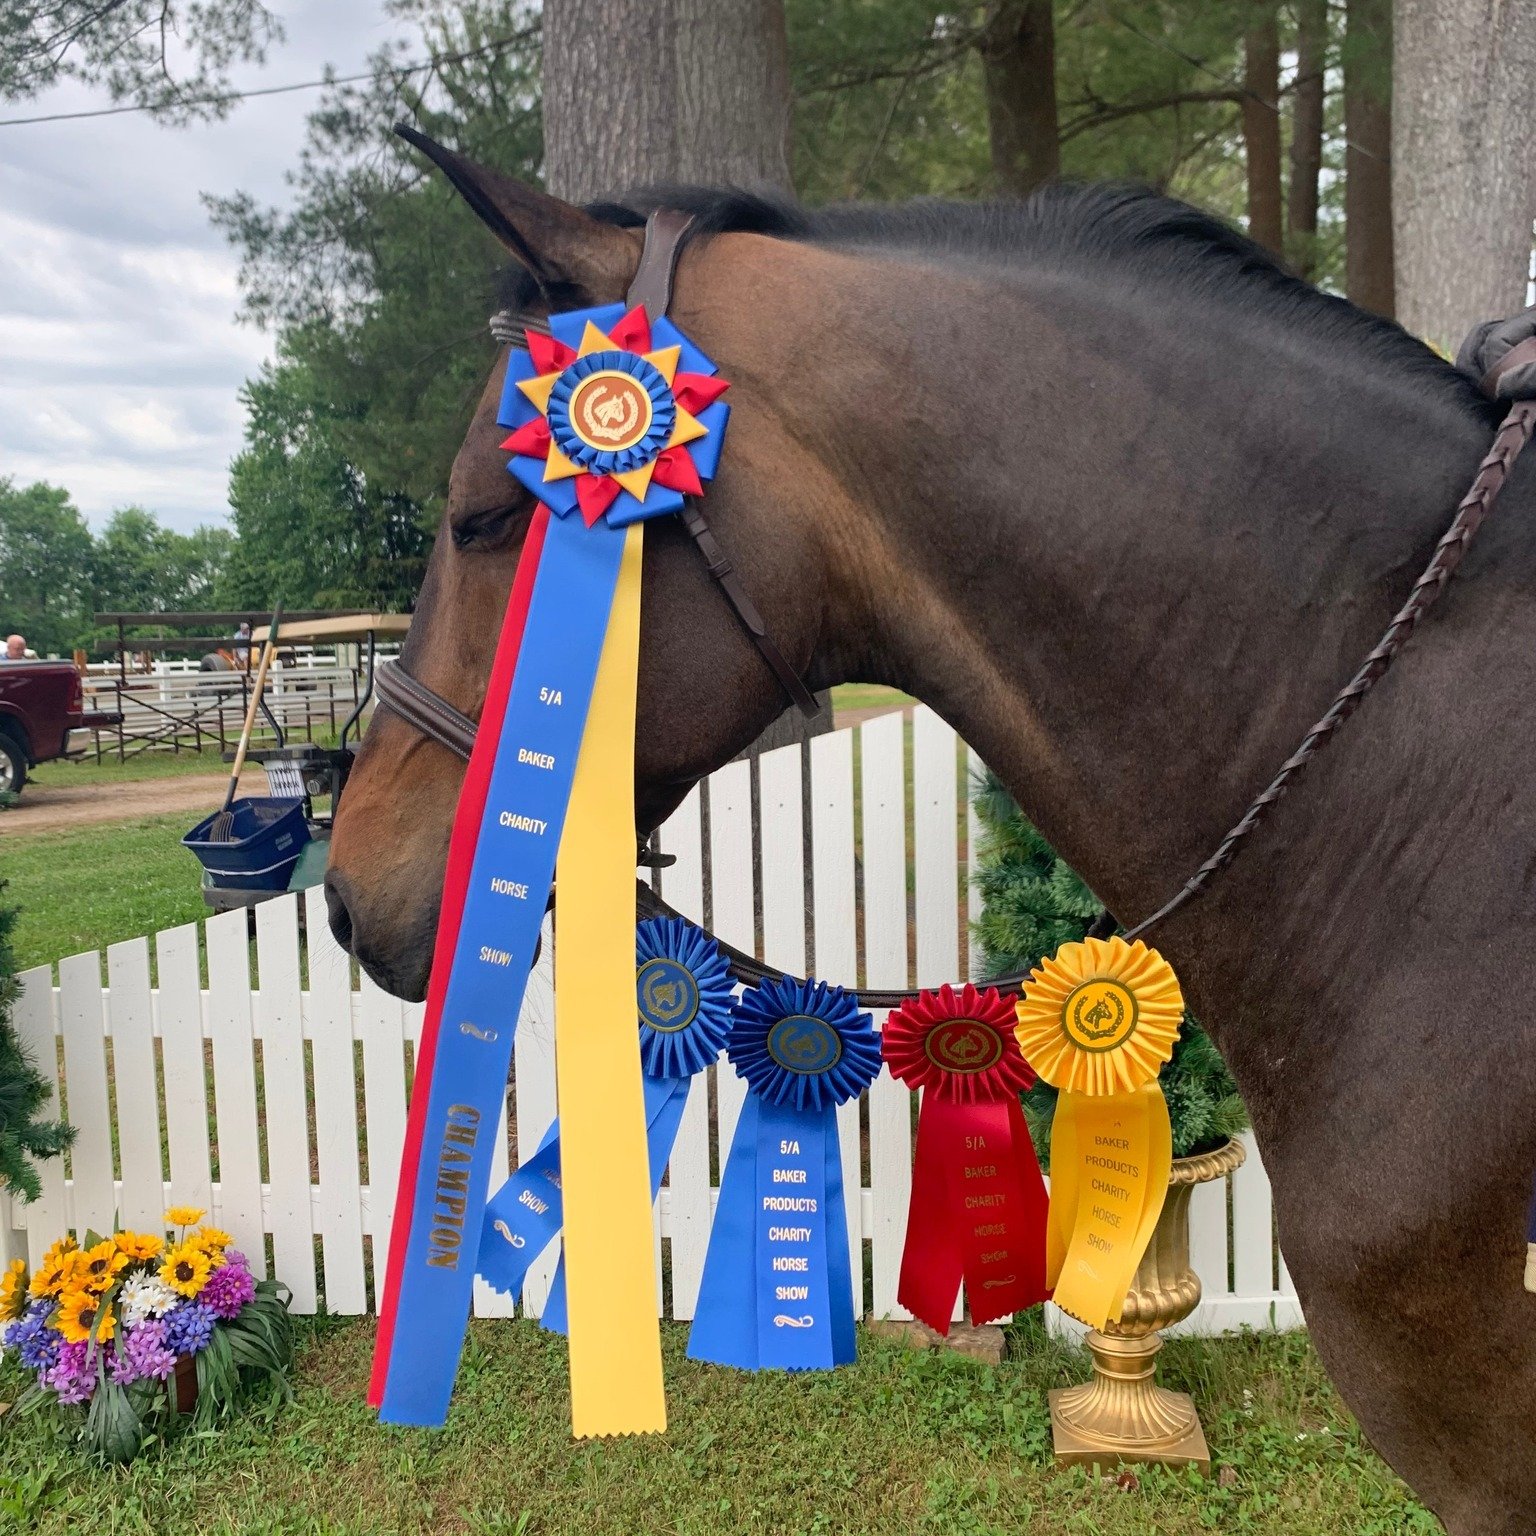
[979,0,1059,197]
[1393,0,1536,349]
[1287,0,1327,280]
[1344,0,1395,317]
[543,0,793,202]
[1242,10,1283,255]
[542,0,828,753]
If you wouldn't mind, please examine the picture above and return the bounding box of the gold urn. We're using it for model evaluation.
[1049,1136,1246,1474]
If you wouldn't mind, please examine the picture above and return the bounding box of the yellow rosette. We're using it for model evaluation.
[1014,936,1182,1330]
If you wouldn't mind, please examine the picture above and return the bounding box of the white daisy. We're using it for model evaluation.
[120,1271,179,1326]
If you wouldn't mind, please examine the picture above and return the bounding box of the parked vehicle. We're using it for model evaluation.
[0,660,122,795]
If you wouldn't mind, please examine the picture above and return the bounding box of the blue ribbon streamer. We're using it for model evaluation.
[687,979,878,1371]
[474,918,734,1331]
[377,508,625,1428]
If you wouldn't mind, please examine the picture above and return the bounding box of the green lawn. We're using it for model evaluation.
[0,1316,1431,1535]
[4,814,206,974]
[31,748,230,788]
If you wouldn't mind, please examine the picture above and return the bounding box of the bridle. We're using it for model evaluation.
[373,211,1536,1008]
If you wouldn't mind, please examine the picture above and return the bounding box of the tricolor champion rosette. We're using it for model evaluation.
[635,915,734,1079]
[883,985,1051,1332]
[498,301,730,527]
[688,977,879,1372]
[1012,936,1183,1330]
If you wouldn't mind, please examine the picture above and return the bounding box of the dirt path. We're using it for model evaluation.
[5,773,233,837]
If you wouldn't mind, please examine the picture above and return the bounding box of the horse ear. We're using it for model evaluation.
[394,124,635,305]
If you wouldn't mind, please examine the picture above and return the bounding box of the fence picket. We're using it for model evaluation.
[708,761,753,1156]
[358,972,407,1316]
[15,969,66,1266]
[6,716,1298,1338]
[205,910,265,1272]
[809,727,864,1316]
[509,915,558,1318]
[106,939,163,1232]
[155,923,212,1214]
[656,787,711,1319]
[57,953,115,1238]
[860,712,913,1319]
[304,886,367,1312]
[255,895,317,1311]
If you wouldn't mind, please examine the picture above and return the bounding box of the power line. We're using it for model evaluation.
[0,31,536,128]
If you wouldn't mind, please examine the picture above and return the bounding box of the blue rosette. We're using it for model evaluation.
[687,977,879,1372]
[477,918,732,1319]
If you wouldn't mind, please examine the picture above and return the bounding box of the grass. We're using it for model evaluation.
[4,814,206,973]
[31,749,230,788]
[0,1316,1433,1535]
[830,682,914,716]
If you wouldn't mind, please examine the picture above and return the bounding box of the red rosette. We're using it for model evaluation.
[882,984,1035,1104]
[884,985,1049,1333]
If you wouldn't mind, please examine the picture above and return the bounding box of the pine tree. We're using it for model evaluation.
[0,884,73,1201]
[972,769,1247,1163]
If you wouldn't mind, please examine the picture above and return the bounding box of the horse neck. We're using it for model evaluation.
[806,259,1501,1080]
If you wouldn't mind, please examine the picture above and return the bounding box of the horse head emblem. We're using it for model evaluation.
[578,381,642,444]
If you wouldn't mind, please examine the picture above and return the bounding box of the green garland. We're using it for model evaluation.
[0,882,74,1202]
[971,769,1248,1165]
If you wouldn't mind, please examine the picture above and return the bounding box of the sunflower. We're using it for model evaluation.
[190,1225,232,1256]
[114,1230,163,1263]
[78,1239,130,1294]
[163,1205,206,1230]
[29,1245,84,1300]
[160,1241,212,1298]
[54,1287,116,1345]
[0,1258,27,1320]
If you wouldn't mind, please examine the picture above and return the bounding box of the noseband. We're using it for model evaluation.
[372,215,1536,1002]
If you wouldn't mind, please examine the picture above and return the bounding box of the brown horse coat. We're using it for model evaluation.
[327,144,1536,1534]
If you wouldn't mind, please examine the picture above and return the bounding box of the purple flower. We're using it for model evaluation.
[43,1340,96,1405]
[200,1257,256,1320]
[112,1319,177,1384]
[6,1302,61,1372]
[163,1301,216,1355]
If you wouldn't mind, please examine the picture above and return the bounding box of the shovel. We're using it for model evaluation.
[208,603,283,842]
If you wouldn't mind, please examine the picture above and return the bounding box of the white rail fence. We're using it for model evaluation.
[3,708,1301,1335]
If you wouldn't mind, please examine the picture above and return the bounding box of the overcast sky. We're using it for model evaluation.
[0,2,415,534]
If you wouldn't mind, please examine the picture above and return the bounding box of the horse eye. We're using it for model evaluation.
[451,502,526,552]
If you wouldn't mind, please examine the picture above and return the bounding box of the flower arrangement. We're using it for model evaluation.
[0,1207,292,1463]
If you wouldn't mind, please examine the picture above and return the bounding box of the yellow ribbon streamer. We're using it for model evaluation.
[1043,1084,1172,1328]
[555,520,666,1437]
[1015,936,1182,1331]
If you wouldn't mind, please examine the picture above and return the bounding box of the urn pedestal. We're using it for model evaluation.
[1049,1137,1246,1474]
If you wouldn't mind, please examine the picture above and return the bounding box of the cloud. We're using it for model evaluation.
[0,0,410,535]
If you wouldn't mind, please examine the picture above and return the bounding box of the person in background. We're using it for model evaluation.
[4,634,36,661]
[231,620,252,671]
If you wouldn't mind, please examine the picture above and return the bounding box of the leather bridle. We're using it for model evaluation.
[371,212,1536,1006]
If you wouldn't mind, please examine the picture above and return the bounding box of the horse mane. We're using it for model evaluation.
[501,181,1492,422]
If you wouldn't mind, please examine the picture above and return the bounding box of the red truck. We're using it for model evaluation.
[0,661,121,796]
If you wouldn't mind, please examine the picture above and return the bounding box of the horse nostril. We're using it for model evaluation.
[324,872,355,953]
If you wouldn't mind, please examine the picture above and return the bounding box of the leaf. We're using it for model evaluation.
[83,1378,145,1465]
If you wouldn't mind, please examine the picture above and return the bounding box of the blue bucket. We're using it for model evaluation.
[183,797,312,891]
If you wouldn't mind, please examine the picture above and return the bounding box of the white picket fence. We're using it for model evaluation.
[3,708,1301,1335]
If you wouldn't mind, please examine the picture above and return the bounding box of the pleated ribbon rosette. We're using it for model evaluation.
[1012,937,1182,1331]
[474,917,735,1325]
[370,302,729,1438]
[882,984,1050,1332]
[688,978,881,1371]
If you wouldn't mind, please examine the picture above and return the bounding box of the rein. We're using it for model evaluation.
[376,213,1536,1004]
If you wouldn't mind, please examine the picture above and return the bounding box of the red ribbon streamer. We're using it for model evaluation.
[883,984,1050,1334]
[368,503,551,1406]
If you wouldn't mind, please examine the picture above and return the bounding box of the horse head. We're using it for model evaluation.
[326,136,864,999]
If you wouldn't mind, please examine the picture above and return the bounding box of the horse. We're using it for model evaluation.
[324,137,1536,1534]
